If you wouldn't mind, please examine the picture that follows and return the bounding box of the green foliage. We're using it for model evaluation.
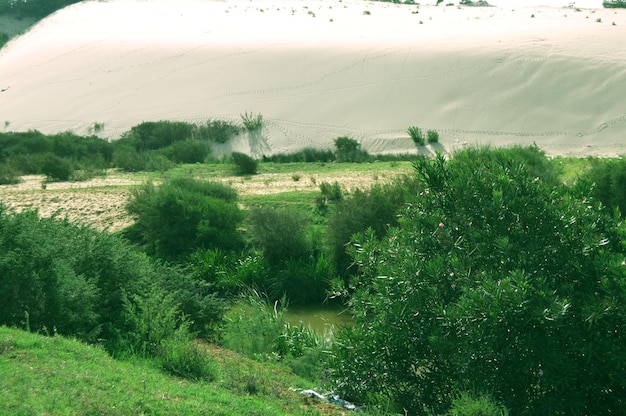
[0,163,20,184]
[189,248,271,298]
[0,130,114,175]
[0,0,81,18]
[603,0,626,7]
[158,334,218,381]
[0,32,8,49]
[221,292,285,360]
[163,139,211,164]
[196,119,242,144]
[327,178,418,277]
[262,147,336,163]
[230,151,258,175]
[126,176,244,259]
[269,255,333,304]
[449,393,508,416]
[319,181,343,201]
[121,120,195,151]
[426,129,439,144]
[248,207,310,265]
[334,136,369,162]
[240,112,264,132]
[41,153,73,181]
[407,126,425,146]
[0,204,155,346]
[329,148,626,414]
[581,157,626,217]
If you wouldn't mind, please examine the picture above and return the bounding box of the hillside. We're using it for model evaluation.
[0,326,345,415]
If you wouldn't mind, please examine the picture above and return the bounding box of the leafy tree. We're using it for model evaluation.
[126,177,244,259]
[334,136,368,162]
[328,148,626,414]
[581,157,626,217]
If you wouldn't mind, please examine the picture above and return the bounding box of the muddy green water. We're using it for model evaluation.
[284,303,353,334]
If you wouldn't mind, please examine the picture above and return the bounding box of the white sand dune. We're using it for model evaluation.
[0,0,625,157]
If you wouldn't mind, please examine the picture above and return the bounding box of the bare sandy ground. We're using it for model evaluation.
[0,0,625,158]
[0,162,412,231]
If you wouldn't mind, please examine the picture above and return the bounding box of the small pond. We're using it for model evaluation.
[284,302,353,334]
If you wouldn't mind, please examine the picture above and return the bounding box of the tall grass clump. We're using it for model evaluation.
[426,129,439,144]
[241,112,264,132]
[407,126,425,146]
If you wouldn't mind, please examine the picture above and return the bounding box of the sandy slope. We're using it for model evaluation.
[0,0,625,157]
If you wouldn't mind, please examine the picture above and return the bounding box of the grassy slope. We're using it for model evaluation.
[0,326,343,415]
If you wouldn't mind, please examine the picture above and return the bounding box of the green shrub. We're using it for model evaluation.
[0,163,20,185]
[329,148,626,414]
[240,112,263,132]
[248,207,310,266]
[196,119,242,144]
[407,126,425,146]
[262,147,335,163]
[230,151,258,175]
[41,153,73,181]
[333,136,369,162]
[319,181,343,201]
[581,157,626,217]
[603,0,626,7]
[0,32,9,49]
[122,121,194,151]
[221,292,285,360]
[126,177,244,259]
[426,129,439,144]
[163,139,211,164]
[158,334,218,381]
[449,393,508,416]
[327,180,415,277]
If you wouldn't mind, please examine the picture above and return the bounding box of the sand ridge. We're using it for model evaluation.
[0,0,625,157]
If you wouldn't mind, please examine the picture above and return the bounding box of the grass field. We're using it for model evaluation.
[0,326,348,415]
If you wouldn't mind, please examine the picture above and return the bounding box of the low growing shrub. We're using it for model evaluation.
[41,154,73,181]
[230,151,258,175]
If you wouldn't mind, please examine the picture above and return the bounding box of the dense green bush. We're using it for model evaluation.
[230,151,258,175]
[0,0,82,18]
[0,163,20,184]
[581,157,626,217]
[0,205,146,344]
[41,153,73,181]
[603,0,626,7]
[120,121,194,151]
[196,119,242,144]
[327,179,416,277]
[126,177,244,259]
[334,136,369,162]
[319,181,343,201]
[162,140,211,164]
[248,207,310,266]
[189,248,271,298]
[328,148,626,414]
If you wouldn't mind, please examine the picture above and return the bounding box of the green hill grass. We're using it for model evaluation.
[0,326,343,415]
